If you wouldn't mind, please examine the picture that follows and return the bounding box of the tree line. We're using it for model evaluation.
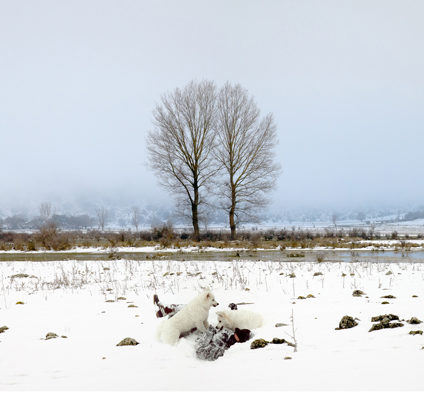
[147,80,280,240]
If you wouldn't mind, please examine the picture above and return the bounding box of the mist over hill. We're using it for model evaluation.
[1,191,423,232]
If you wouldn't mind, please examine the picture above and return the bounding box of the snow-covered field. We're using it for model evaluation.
[0,245,250,254]
[1,257,424,390]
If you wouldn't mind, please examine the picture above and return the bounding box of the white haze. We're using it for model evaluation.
[0,0,423,216]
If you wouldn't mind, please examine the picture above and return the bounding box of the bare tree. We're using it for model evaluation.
[215,82,280,240]
[331,212,339,230]
[96,207,108,231]
[130,206,141,231]
[147,80,218,241]
[39,202,52,221]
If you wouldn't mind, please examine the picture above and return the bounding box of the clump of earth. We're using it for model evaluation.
[407,317,422,324]
[298,294,315,299]
[10,273,37,279]
[371,314,399,322]
[275,323,288,327]
[369,314,404,332]
[250,338,295,349]
[335,315,358,330]
[352,290,366,297]
[271,338,286,344]
[250,339,269,349]
[116,337,139,346]
[45,332,67,340]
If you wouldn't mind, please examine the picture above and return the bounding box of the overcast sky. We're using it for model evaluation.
[1,0,423,215]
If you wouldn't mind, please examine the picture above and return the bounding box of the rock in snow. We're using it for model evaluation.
[336,315,358,330]
[407,317,422,324]
[352,289,366,297]
[116,337,139,346]
[369,315,404,332]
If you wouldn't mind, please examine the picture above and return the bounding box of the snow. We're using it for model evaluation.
[367,239,424,244]
[1,258,424,390]
[0,246,251,254]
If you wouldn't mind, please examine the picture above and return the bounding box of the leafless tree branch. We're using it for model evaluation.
[147,80,219,240]
[214,82,280,239]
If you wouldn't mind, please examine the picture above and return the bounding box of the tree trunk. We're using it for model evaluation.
[192,204,200,241]
[192,187,200,241]
[229,209,236,240]
[229,182,236,240]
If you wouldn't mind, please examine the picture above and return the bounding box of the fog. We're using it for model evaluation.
[1,0,423,216]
